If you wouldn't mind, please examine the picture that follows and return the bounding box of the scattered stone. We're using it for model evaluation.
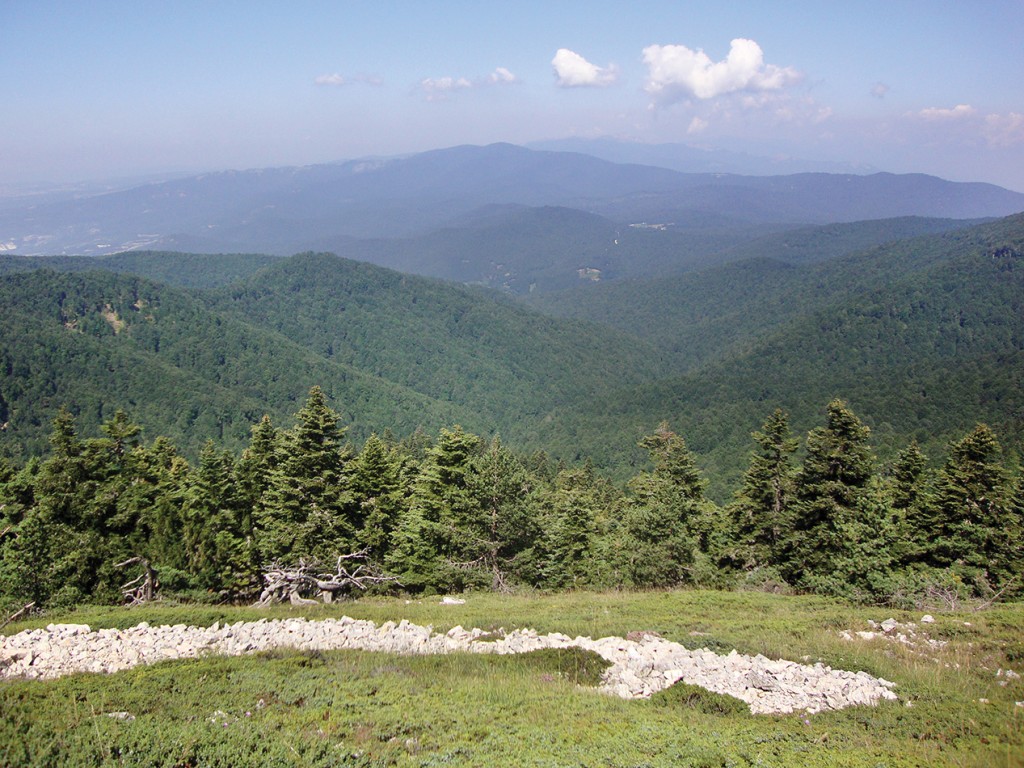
[0,615,899,716]
[880,618,899,634]
[920,614,935,624]
[439,596,466,605]
[104,711,134,721]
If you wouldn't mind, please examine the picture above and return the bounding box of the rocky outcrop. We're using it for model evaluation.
[0,617,897,715]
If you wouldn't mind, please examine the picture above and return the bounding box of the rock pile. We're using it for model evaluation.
[0,617,898,715]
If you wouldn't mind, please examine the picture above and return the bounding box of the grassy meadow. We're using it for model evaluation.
[2,590,1022,767]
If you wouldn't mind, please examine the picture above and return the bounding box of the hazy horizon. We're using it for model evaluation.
[2,2,1022,191]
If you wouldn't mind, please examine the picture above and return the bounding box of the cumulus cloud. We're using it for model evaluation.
[918,104,976,120]
[642,38,800,103]
[314,73,347,87]
[552,48,617,87]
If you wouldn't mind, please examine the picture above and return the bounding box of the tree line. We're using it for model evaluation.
[1,387,1020,612]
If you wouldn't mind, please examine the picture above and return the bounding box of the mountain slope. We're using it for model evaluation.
[0,254,671,460]
[207,252,671,434]
[2,144,1021,257]
[0,269,474,458]
[530,214,1024,494]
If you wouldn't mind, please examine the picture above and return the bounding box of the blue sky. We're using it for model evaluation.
[2,1,1023,190]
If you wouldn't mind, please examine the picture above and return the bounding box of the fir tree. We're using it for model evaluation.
[255,387,355,564]
[623,423,708,587]
[784,399,875,589]
[731,409,797,568]
[385,426,481,593]
[929,424,1020,589]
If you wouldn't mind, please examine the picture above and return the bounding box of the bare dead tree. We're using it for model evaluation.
[115,557,157,605]
[0,602,35,631]
[254,550,400,607]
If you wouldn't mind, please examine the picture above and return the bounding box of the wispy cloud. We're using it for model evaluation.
[917,104,976,120]
[314,72,383,87]
[983,112,1024,147]
[417,67,518,100]
[488,67,517,85]
[315,73,347,87]
[871,82,890,99]
[552,49,617,88]
[642,38,800,103]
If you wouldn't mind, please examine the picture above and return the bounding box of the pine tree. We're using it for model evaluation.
[255,387,355,564]
[386,426,481,593]
[929,424,1019,590]
[622,423,708,587]
[731,409,797,568]
[785,399,875,589]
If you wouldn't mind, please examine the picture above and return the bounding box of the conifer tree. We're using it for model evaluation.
[731,409,797,568]
[890,440,934,564]
[236,415,279,536]
[183,440,253,594]
[255,387,355,564]
[535,465,603,589]
[464,436,539,591]
[622,423,708,587]
[928,424,1020,589]
[350,433,407,559]
[784,399,875,589]
[386,426,480,593]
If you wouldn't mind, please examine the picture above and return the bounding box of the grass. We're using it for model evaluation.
[2,589,1023,766]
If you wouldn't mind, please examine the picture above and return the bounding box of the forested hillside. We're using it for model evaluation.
[525,213,1024,492]
[1,215,1022,496]
[0,255,667,460]
[0,269,473,457]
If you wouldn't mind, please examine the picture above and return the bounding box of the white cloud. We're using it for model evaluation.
[552,48,617,87]
[642,38,800,103]
[314,72,383,87]
[488,67,517,84]
[871,82,890,99]
[314,73,346,87]
[983,112,1024,147]
[918,104,976,120]
[418,67,518,100]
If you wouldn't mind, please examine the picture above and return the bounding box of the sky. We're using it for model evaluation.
[2,1,1023,191]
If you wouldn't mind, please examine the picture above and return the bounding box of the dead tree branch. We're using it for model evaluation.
[0,602,35,631]
[115,557,157,605]
[254,551,400,607]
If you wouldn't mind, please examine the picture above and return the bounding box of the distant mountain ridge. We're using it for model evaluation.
[1,143,1021,259]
